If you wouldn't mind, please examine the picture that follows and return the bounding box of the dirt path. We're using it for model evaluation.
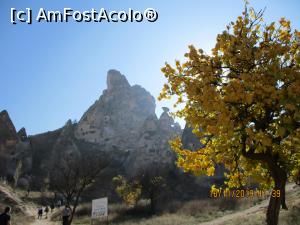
[27,206,59,225]
[199,184,297,225]
[30,218,57,225]
[0,184,58,225]
[199,198,269,225]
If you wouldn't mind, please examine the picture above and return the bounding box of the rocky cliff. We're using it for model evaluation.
[74,69,181,174]
[75,69,156,145]
[1,69,224,200]
[0,70,182,188]
[0,110,32,186]
[0,110,18,151]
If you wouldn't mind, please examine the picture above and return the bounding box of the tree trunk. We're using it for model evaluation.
[266,169,287,225]
[150,192,155,214]
[240,137,288,225]
[281,184,288,210]
[68,193,80,225]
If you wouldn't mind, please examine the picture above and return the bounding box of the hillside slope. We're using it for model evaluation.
[199,183,300,225]
[0,183,35,225]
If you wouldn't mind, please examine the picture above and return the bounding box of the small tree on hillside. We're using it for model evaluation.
[136,168,166,213]
[50,150,108,225]
[113,175,142,206]
[159,3,300,225]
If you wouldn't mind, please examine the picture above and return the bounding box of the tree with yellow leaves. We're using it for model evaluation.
[113,175,142,206]
[159,4,300,225]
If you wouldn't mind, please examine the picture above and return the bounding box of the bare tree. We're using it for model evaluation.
[50,150,108,225]
[136,166,167,213]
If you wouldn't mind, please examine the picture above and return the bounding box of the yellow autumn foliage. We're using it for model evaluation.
[113,175,142,206]
[160,4,300,192]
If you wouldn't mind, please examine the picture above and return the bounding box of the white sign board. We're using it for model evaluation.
[91,197,108,219]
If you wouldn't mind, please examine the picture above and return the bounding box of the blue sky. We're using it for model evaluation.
[1,0,300,135]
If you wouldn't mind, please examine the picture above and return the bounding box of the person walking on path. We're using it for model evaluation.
[0,207,11,225]
[26,188,30,198]
[62,205,71,225]
[44,206,49,219]
[37,207,43,219]
[50,203,54,213]
[57,200,61,208]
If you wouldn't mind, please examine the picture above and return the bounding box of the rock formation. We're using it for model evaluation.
[75,69,156,145]
[0,69,227,201]
[74,69,181,174]
[0,110,32,187]
[1,70,183,189]
[0,110,18,153]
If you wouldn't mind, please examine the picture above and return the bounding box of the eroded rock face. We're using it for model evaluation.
[75,70,156,146]
[74,70,182,173]
[17,128,27,142]
[125,112,182,175]
[0,110,32,186]
[51,120,80,163]
[0,110,18,154]
[107,69,130,91]
[2,70,183,189]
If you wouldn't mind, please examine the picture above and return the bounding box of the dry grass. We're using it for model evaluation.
[2,179,299,225]
[70,196,262,225]
[70,185,300,225]
[71,197,300,225]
